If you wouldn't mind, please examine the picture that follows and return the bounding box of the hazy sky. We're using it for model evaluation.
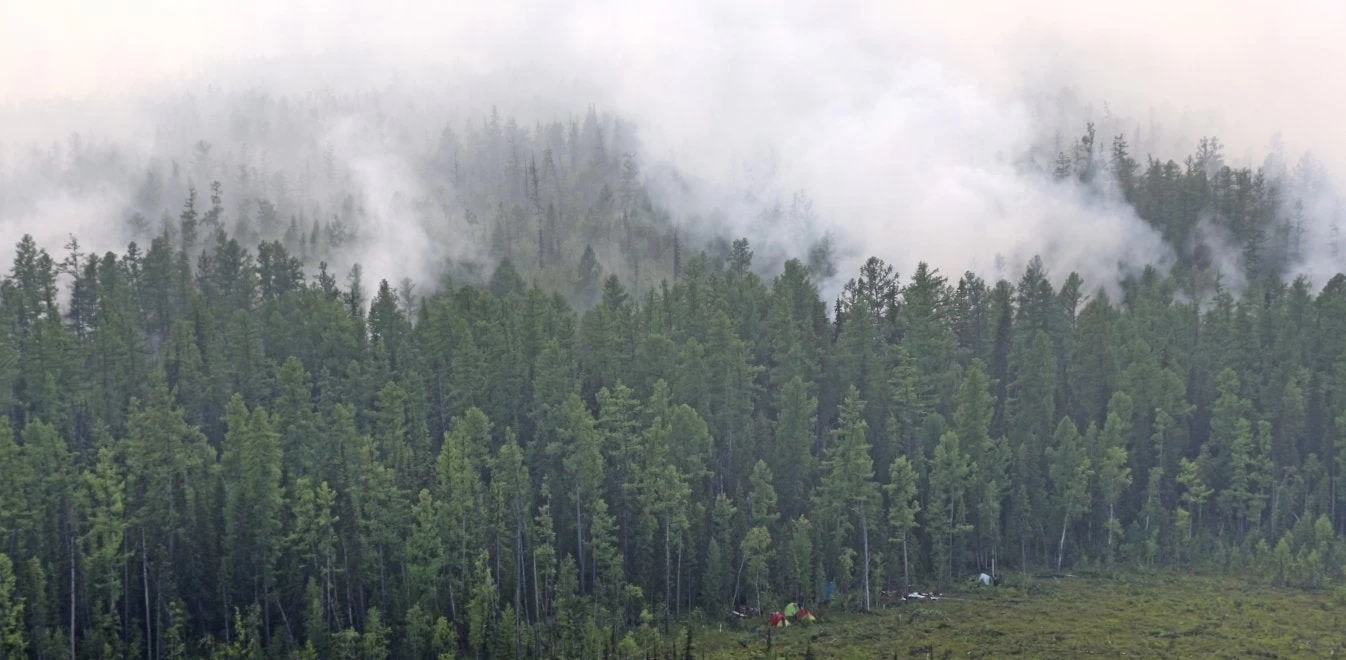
[5,0,1342,168]
[2,0,1344,292]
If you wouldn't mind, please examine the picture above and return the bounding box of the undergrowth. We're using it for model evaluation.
[696,571,1346,658]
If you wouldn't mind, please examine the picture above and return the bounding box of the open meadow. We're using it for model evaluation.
[698,573,1346,659]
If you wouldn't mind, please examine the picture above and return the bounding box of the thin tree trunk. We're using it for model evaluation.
[1107,503,1116,563]
[860,502,871,612]
[458,506,470,615]
[274,593,295,643]
[163,481,173,660]
[445,577,456,627]
[947,491,956,582]
[378,546,387,611]
[222,565,230,645]
[730,554,746,615]
[676,539,683,620]
[1057,506,1070,571]
[69,519,76,660]
[575,489,585,593]
[400,556,410,616]
[435,372,447,440]
[902,538,910,593]
[123,544,130,643]
[141,529,152,660]
[263,575,272,645]
[342,540,354,632]
[1272,476,1282,535]
[663,516,671,633]
[514,490,525,656]
[531,549,541,627]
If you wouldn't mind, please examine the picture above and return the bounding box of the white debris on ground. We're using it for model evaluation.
[903,592,942,601]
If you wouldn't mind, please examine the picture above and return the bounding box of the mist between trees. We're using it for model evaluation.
[0,90,1344,657]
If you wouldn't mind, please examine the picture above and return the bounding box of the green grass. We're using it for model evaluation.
[696,572,1346,658]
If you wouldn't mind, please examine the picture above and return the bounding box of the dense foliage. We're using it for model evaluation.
[2,113,1346,659]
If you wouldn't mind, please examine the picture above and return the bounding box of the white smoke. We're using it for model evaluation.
[1,0,1343,294]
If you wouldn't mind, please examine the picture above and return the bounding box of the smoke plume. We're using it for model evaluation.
[2,0,1343,294]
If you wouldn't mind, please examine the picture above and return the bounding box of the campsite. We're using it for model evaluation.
[697,571,1346,658]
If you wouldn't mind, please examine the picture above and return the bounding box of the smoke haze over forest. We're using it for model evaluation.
[2,0,1344,296]
[14,5,1346,658]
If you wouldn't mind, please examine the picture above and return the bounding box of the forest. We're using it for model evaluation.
[1,102,1346,659]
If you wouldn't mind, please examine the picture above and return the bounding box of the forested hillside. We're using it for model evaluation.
[2,107,1346,659]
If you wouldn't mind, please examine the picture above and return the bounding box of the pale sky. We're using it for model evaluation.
[4,0,1344,171]
[3,0,1344,290]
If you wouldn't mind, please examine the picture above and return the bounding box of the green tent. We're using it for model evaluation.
[784,602,799,618]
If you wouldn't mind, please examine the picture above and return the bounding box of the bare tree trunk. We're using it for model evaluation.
[342,540,354,631]
[273,594,295,643]
[730,554,746,615]
[1271,475,1282,536]
[69,521,76,660]
[458,505,471,616]
[575,489,585,593]
[860,502,871,612]
[324,551,333,632]
[263,574,272,645]
[676,539,683,620]
[123,544,130,643]
[141,529,152,660]
[1107,502,1116,563]
[663,516,671,633]
[531,549,541,627]
[902,539,910,593]
[378,544,389,613]
[1328,475,1334,534]
[514,490,525,656]
[221,566,230,645]
[1057,506,1070,571]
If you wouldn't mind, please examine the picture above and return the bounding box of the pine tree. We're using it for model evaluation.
[407,489,446,610]
[221,394,283,637]
[928,430,973,585]
[1096,393,1133,563]
[957,360,1008,575]
[772,379,818,522]
[77,445,127,651]
[786,516,814,603]
[554,395,603,594]
[467,552,497,659]
[1048,418,1092,570]
[1178,454,1213,537]
[815,387,880,609]
[0,554,26,657]
[885,456,920,590]
[575,245,603,309]
[361,606,391,660]
[438,408,488,620]
[490,431,531,637]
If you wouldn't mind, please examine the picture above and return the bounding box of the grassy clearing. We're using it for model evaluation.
[696,572,1346,658]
